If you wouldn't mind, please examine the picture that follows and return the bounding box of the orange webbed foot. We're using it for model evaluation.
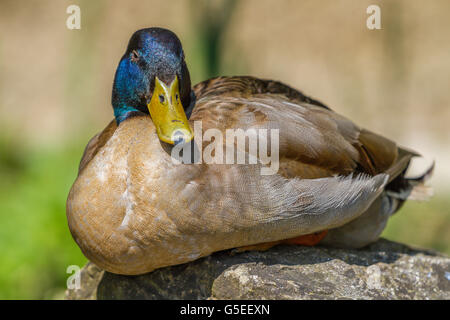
[230,230,328,255]
[282,230,328,246]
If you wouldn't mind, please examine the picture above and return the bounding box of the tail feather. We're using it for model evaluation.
[386,155,434,203]
[403,158,435,201]
[407,184,434,201]
[404,157,435,183]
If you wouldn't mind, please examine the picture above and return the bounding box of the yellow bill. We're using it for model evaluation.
[147,76,193,145]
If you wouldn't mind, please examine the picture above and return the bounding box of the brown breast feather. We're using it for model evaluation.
[78,119,117,174]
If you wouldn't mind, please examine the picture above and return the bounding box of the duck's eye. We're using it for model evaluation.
[159,94,165,103]
[175,94,179,101]
[131,50,140,62]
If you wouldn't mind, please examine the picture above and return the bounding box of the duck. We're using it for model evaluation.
[66,27,433,275]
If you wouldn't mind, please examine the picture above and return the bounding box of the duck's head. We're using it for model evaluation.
[112,28,194,144]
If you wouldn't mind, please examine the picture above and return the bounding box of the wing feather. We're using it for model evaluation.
[191,76,416,180]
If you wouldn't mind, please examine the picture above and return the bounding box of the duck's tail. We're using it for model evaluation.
[403,156,435,200]
[384,151,435,214]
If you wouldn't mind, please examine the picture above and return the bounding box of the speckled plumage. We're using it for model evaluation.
[67,29,431,275]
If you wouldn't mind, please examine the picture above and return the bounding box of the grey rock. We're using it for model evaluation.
[65,239,450,300]
[65,262,104,300]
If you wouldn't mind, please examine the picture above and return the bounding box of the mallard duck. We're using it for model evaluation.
[66,28,433,275]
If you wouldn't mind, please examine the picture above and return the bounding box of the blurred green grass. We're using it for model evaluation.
[0,139,88,299]
[0,135,449,299]
[382,196,450,255]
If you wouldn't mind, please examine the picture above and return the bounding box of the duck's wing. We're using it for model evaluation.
[168,76,432,250]
[78,119,117,174]
[192,76,416,180]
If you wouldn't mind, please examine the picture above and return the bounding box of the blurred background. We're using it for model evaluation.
[0,0,449,299]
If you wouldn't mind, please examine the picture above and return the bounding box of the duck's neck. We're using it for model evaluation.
[113,105,142,125]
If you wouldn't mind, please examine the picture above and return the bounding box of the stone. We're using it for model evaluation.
[65,239,450,300]
[65,262,104,300]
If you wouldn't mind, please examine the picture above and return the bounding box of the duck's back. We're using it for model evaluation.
[192,76,412,180]
[67,76,431,274]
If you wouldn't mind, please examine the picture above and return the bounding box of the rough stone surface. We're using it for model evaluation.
[65,239,450,300]
[65,262,104,300]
